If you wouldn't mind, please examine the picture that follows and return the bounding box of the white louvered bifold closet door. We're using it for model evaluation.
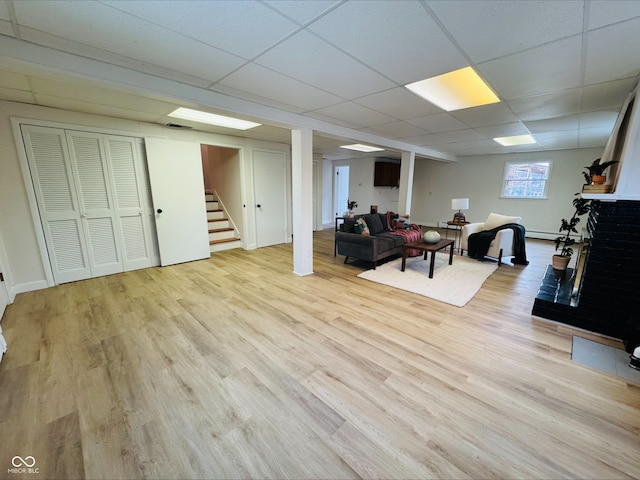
[22,125,157,284]
[66,131,123,277]
[104,136,155,271]
[21,126,92,283]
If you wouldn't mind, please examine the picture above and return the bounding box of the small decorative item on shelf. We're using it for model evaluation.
[583,158,619,186]
[423,230,441,244]
[451,198,469,222]
[347,199,358,217]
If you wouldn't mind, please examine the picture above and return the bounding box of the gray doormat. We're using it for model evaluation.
[572,336,640,384]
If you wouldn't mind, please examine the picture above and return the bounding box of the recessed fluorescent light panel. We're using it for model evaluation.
[339,144,385,153]
[493,134,536,146]
[169,107,261,130]
[405,66,500,111]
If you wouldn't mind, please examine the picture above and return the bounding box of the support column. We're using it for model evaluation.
[291,128,314,276]
[398,150,415,215]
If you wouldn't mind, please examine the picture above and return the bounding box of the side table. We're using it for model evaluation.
[445,220,470,254]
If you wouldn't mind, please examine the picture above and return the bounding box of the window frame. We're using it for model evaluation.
[500,160,552,200]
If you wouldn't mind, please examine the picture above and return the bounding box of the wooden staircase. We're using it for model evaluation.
[206,194,241,252]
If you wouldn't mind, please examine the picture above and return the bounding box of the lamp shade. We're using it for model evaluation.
[451,198,469,211]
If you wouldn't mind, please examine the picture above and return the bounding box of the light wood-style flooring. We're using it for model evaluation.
[1,229,639,479]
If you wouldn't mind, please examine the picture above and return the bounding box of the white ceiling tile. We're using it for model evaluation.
[33,94,165,123]
[450,103,519,127]
[534,130,579,149]
[434,129,487,144]
[0,86,35,104]
[506,89,581,121]
[399,133,447,146]
[311,101,396,127]
[265,1,343,24]
[217,63,342,112]
[364,121,429,139]
[478,36,583,100]
[581,78,638,112]
[428,0,583,62]
[587,1,640,30]
[15,1,246,83]
[101,0,300,59]
[579,126,614,147]
[408,113,469,133]
[579,111,618,129]
[355,88,442,120]
[29,77,178,115]
[584,18,640,85]
[475,122,531,138]
[254,30,395,98]
[0,18,12,37]
[525,115,580,134]
[308,0,467,84]
[0,71,30,91]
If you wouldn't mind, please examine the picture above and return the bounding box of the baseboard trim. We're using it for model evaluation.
[10,280,50,301]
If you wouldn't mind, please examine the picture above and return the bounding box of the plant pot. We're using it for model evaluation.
[552,254,571,270]
[591,174,606,185]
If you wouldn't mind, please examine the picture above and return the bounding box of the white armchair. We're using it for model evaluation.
[460,213,522,266]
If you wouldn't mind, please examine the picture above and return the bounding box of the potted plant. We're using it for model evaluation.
[553,195,592,270]
[347,199,358,217]
[583,158,619,185]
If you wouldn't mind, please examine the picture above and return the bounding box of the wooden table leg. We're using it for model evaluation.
[429,251,436,278]
[448,243,454,265]
[401,247,408,271]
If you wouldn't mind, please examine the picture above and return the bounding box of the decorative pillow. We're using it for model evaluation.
[357,218,370,235]
[482,213,521,231]
[353,222,362,234]
[364,214,384,235]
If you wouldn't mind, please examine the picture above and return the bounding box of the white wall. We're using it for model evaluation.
[332,157,401,216]
[410,147,605,236]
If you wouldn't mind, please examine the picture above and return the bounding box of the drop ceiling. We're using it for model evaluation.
[0,0,639,161]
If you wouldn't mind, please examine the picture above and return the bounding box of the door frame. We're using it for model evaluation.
[333,163,350,218]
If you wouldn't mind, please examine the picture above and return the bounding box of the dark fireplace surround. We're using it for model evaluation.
[532,200,640,351]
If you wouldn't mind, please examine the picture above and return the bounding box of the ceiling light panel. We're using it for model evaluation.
[493,134,536,146]
[339,144,385,152]
[405,66,500,111]
[169,107,261,130]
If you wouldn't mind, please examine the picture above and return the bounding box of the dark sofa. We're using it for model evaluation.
[335,213,409,269]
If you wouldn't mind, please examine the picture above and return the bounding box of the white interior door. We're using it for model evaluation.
[145,138,210,266]
[334,165,349,216]
[253,149,287,248]
[22,125,92,284]
[66,131,124,278]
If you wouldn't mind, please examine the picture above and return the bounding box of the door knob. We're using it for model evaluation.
[156,209,163,214]
[256,204,261,208]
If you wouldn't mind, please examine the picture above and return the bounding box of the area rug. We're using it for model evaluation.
[357,253,498,307]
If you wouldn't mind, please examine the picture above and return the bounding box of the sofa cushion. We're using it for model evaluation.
[482,212,521,231]
[373,235,396,253]
[375,232,405,248]
[364,214,384,235]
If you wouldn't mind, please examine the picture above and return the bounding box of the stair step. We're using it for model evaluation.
[208,219,230,229]
[206,200,219,209]
[209,228,236,242]
[207,211,225,220]
[205,194,216,201]
[209,237,241,245]
[208,227,234,233]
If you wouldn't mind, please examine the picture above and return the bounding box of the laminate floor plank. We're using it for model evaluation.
[1,231,639,479]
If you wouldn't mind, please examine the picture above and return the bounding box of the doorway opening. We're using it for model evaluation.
[334,165,350,217]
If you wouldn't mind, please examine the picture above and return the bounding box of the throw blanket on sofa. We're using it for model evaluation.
[467,223,529,265]
[385,211,423,256]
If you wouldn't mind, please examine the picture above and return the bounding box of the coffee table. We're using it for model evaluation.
[401,239,455,278]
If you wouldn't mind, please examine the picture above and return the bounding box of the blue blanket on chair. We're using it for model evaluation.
[467,223,529,265]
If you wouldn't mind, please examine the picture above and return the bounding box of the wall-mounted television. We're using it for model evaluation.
[374,161,400,187]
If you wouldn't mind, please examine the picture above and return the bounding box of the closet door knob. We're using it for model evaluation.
[156,209,163,214]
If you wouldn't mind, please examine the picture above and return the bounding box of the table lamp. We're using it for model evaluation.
[451,198,469,222]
